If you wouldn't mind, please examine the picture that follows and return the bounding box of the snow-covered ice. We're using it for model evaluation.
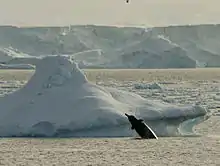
[0,56,209,137]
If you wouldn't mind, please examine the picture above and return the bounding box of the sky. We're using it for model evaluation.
[0,0,219,27]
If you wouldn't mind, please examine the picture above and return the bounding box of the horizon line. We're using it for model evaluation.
[0,22,219,29]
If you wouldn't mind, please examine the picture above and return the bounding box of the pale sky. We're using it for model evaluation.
[0,0,219,27]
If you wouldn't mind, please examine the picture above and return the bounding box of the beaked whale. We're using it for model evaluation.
[125,113,158,139]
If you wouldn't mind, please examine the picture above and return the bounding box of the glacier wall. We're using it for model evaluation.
[0,24,220,68]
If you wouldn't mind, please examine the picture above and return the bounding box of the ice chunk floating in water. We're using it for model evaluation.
[0,56,210,137]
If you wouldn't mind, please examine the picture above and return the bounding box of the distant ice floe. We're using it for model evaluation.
[0,63,35,69]
[134,82,163,90]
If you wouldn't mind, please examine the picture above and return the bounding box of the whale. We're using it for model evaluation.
[125,113,158,139]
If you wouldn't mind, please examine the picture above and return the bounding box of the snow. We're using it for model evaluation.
[0,47,31,63]
[0,55,209,137]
